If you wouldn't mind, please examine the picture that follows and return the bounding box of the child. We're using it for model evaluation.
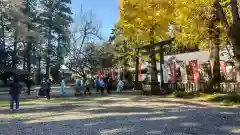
[9,76,21,112]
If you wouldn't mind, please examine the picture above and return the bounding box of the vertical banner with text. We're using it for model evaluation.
[189,60,200,83]
[169,63,177,83]
[97,71,102,80]
[162,64,169,83]
[220,61,227,75]
[178,61,188,83]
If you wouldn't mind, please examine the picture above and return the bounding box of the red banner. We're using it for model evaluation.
[189,60,200,83]
[97,71,102,80]
[169,63,176,83]
[220,61,227,75]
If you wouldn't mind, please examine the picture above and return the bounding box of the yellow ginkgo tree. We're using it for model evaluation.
[118,0,175,94]
[172,0,224,89]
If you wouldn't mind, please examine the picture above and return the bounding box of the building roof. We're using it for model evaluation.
[164,50,230,64]
[136,50,232,71]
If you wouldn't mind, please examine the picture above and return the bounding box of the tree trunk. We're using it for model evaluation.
[135,52,139,82]
[134,50,142,90]
[149,48,159,94]
[159,45,165,90]
[0,8,6,66]
[214,0,240,82]
[148,28,160,95]
[57,32,63,65]
[26,42,32,72]
[230,0,240,82]
[46,26,52,78]
[23,56,26,70]
[12,31,18,69]
[208,9,221,92]
[232,22,240,82]
[37,57,41,84]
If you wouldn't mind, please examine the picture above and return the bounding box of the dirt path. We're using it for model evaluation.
[0,94,239,135]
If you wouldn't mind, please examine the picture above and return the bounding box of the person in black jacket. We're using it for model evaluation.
[9,76,21,112]
[46,78,51,99]
[106,77,113,94]
[25,76,32,95]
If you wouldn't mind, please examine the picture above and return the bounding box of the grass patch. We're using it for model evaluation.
[206,93,240,106]
[171,91,240,106]
[0,98,65,106]
[172,91,203,99]
[173,91,188,98]
[0,99,36,106]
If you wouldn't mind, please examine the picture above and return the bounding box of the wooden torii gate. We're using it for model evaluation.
[136,38,174,95]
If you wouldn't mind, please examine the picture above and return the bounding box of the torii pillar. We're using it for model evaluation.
[137,38,174,94]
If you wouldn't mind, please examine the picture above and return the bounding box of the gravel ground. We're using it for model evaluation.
[0,94,240,135]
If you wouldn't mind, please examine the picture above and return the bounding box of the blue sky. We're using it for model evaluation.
[71,0,119,40]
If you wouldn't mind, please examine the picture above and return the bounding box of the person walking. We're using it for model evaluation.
[99,78,105,95]
[107,77,113,94]
[116,79,124,93]
[25,76,32,95]
[60,77,66,96]
[38,78,47,97]
[84,79,91,95]
[75,78,82,95]
[46,78,51,99]
[95,79,100,93]
[9,76,21,112]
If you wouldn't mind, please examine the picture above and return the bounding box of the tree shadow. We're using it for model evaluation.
[0,95,240,135]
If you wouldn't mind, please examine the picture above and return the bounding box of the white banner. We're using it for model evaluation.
[162,64,169,83]
[178,61,188,83]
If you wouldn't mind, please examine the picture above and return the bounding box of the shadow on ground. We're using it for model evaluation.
[0,94,240,135]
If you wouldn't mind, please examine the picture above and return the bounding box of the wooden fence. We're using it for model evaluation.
[167,82,240,93]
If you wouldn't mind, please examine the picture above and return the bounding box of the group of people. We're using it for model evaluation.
[75,77,114,95]
[8,75,125,112]
[96,77,113,94]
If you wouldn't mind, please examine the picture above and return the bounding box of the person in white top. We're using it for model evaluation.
[84,79,91,95]
[116,79,124,93]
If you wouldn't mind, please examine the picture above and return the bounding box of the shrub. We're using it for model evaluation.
[209,93,240,103]
[173,91,188,98]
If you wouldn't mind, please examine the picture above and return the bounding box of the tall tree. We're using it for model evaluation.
[39,0,73,77]
[214,0,240,82]
[118,0,174,94]
[66,8,102,78]
[172,0,222,90]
